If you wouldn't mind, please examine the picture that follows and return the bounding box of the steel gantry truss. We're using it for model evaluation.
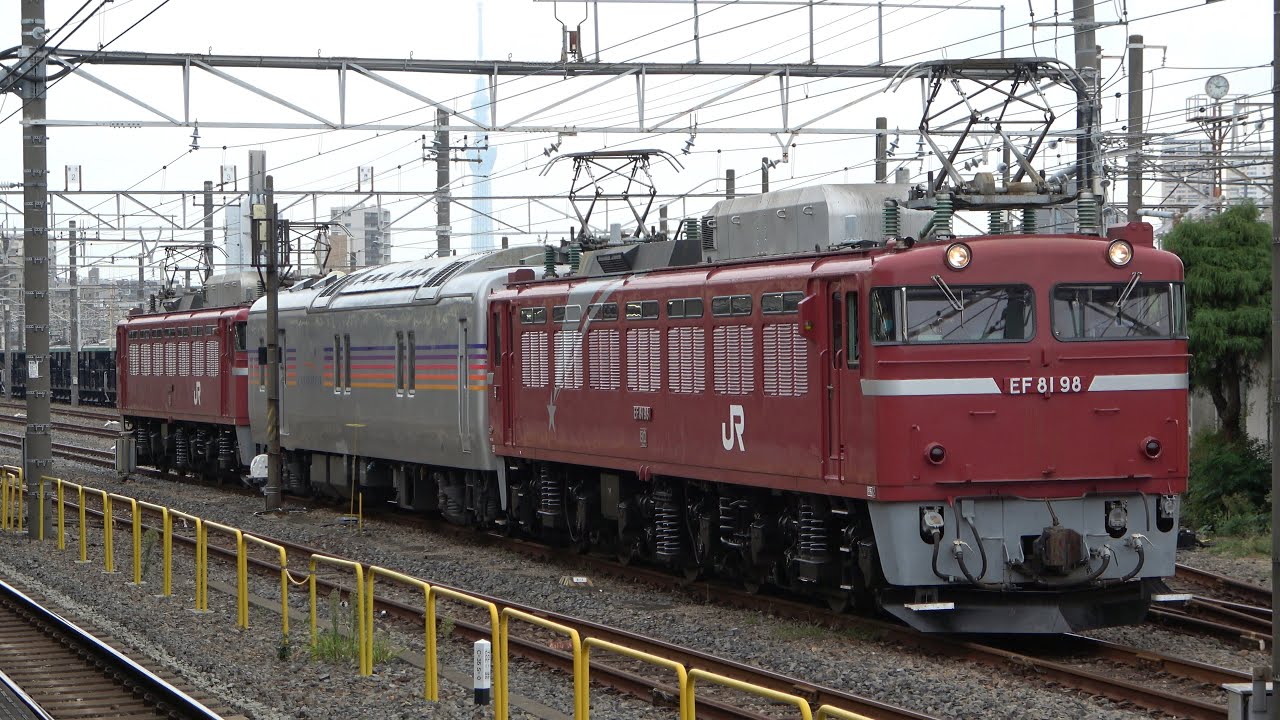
[28,49,1047,136]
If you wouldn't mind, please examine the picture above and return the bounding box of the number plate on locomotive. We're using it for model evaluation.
[1007,376,1083,395]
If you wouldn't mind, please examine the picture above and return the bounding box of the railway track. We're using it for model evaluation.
[65,494,1239,720]
[0,431,116,469]
[0,414,122,441]
[41,440,1248,719]
[0,574,237,720]
[0,400,117,423]
[1147,564,1275,648]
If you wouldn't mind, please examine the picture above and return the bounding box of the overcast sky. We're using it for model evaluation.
[0,0,1272,274]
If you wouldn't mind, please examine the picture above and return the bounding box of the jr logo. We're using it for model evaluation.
[721,404,745,452]
[193,380,202,406]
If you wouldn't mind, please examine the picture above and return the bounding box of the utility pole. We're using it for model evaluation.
[20,0,51,535]
[761,157,770,193]
[1270,0,1279,707]
[435,108,451,258]
[1126,35,1144,223]
[2,303,9,400]
[249,150,282,512]
[875,116,888,183]
[68,220,78,406]
[137,255,144,306]
[725,169,735,199]
[1072,0,1099,195]
[203,180,214,280]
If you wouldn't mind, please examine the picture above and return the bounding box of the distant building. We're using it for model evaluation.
[330,206,391,267]
[223,200,254,272]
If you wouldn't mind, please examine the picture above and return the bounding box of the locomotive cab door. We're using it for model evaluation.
[488,303,513,446]
[823,284,845,483]
[822,282,866,485]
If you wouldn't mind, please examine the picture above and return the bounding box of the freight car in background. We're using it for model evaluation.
[0,345,117,406]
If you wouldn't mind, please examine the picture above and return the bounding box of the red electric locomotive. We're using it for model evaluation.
[488,220,1187,633]
[117,304,252,477]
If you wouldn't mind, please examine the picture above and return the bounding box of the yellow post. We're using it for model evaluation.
[55,478,65,550]
[204,520,247,628]
[583,638,689,720]
[169,510,206,611]
[308,555,369,676]
[109,494,142,585]
[500,608,584,719]
[98,490,115,574]
[1,471,10,531]
[75,484,87,563]
[427,587,503,719]
[243,535,289,636]
[1,466,20,533]
[137,500,171,596]
[685,669,814,720]
[366,567,431,699]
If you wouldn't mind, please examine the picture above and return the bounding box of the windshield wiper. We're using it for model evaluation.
[1116,271,1142,310]
[930,274,963,312]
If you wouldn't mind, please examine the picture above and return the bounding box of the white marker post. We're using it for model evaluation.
[473,639,492,706]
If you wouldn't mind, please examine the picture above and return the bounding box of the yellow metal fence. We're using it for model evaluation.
[6,475,880,720]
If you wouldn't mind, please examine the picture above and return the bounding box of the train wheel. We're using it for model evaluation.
[617,537,640,566]
[825,592,852,614]
[681,564,705,583]
[742,570,767,595]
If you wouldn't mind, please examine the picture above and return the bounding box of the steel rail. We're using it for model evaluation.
[0,576,231,720]
[1176,563,1272,609]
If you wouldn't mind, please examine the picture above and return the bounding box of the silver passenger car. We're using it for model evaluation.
[247,247,546,518]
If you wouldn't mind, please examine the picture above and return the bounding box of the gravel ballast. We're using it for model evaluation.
[0,453,1258,720]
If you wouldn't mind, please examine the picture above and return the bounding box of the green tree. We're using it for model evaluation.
[1163,202,1271,442]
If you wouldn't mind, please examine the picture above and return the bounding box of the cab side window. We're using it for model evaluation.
[846,293,859,368]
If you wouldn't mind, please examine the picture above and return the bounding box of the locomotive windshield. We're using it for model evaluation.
[1052,282,1187,340]
[870,285,1033,344]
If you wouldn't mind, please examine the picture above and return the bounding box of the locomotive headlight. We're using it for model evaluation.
[1142,437,1162,459]
[925,443,947,464]
[1107,239,1133,267]
[944,242,971,270]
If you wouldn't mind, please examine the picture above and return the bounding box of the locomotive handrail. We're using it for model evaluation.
[876,356,1032,365]
[1056,353,1192,361]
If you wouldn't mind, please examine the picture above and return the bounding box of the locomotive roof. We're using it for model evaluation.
[499,231,1182,299]
[118,305,250,326]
